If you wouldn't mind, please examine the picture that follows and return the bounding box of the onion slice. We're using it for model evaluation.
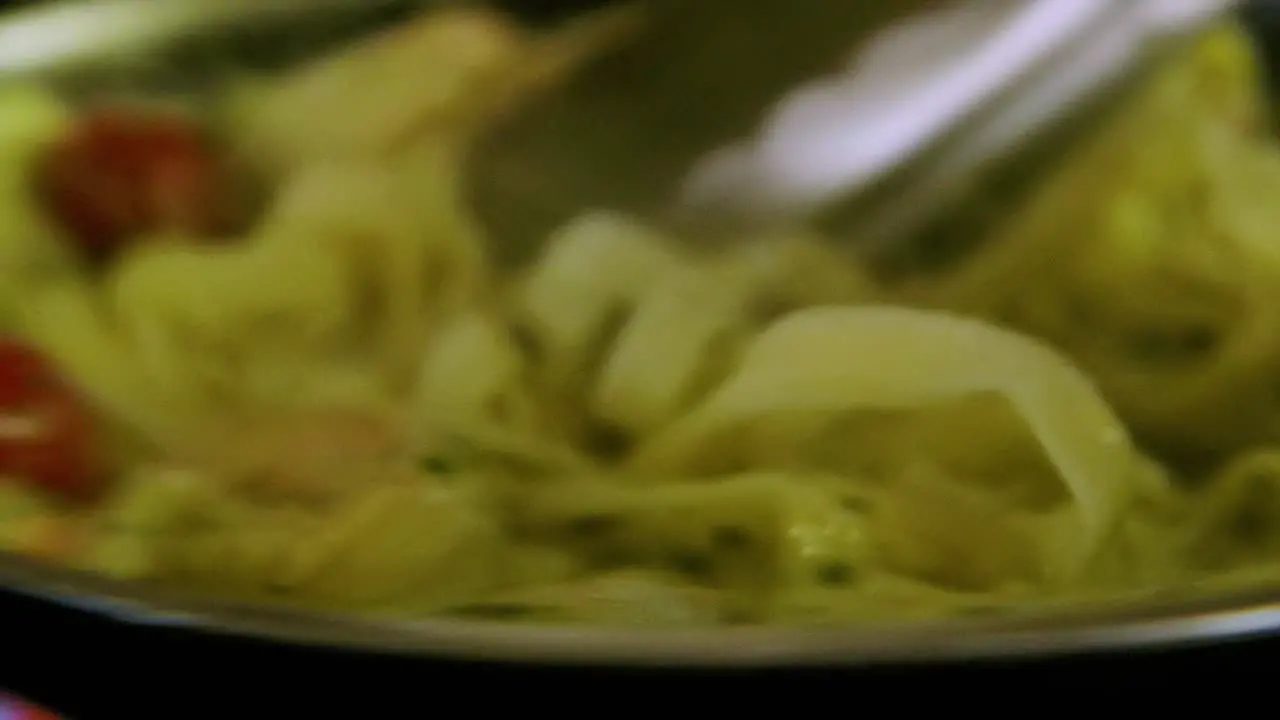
[629,305,1138,577]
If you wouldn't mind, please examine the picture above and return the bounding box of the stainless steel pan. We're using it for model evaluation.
[0,0,1271,667]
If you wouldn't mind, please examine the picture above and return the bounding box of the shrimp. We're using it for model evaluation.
[197,407,418,503]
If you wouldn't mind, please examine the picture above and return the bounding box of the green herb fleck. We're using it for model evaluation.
[419,455,456,475]
[452,602,542,620]
[565,514,621,539]
[840,495,871,513]
[669,550,714,580]
[814,561,857,587]
[711,526,751,551]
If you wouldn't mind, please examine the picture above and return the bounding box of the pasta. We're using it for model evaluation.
[0,10,1273,628]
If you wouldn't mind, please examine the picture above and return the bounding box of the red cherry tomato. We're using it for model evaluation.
[0,340,102,502]
[35,106,233,264]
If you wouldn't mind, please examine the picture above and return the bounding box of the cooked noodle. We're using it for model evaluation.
[0,13,1272,627]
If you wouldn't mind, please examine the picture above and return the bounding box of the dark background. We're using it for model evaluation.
[4,0,1280,713]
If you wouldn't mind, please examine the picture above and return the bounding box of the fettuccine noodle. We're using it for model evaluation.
[0,13,1272,627]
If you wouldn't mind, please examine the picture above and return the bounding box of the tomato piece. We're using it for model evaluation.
[0,340,103,502]
[35,106,234,264]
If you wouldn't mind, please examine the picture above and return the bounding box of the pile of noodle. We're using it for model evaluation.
[0,14,1273,627]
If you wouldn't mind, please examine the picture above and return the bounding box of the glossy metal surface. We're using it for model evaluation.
[471,0,1243,258]
[5,549,1280,666]
[0,0,1276,667]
